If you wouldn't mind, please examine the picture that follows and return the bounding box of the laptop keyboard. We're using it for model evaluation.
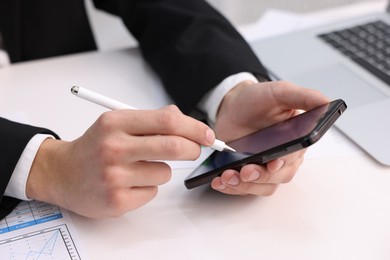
[318,21,390,85]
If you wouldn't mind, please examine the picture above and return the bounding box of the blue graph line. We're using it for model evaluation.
[8,230,62,260]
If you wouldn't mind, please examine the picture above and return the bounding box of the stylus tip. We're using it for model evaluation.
[223,145,236,152]
[212,139,236,152]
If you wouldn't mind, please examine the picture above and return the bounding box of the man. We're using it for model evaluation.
[0,0,328,219]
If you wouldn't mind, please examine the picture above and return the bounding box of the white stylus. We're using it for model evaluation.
[71,86,236,152]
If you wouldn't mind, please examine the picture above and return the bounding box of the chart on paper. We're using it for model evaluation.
[0,201,86,260]
[0,224,80,259]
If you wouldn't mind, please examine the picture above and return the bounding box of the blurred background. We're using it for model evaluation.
[206,0,372,26]
[86,0,381,51]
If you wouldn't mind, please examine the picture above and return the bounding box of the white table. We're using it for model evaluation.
[1,1,390,259]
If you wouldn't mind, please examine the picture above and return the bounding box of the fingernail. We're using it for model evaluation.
[248,170,260,181]
[206,129,215,145]
[217,184,226,190]
[227,175,240,186]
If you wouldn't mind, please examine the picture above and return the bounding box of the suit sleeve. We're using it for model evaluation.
[0,117,59,219]
[93,0,269,114]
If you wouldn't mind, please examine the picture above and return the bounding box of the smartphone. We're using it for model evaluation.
[184,99,347,189]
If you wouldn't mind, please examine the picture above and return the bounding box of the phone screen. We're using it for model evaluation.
[185,99,346,189]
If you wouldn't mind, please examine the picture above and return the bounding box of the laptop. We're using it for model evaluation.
[250,1,390,165]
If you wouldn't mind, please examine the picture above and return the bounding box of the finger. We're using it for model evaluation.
[99,106,215,147]
[267,148,306,173]
[211,176,247,195]
[270,81,330,110]
[124,161,172,187]
[239,155,304,184]
[123,134,203,161]
[105,186,159,216]
[241,148,306,182]
[217,169,279,196]
[211,175,279,196]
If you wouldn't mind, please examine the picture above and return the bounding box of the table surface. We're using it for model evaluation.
[1,2,390,259]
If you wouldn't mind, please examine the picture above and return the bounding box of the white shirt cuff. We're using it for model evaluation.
[198,72,259,123]
[4,134,54,200]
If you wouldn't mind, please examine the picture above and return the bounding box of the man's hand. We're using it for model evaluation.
[211,80,330,195]
[26,105,217,218]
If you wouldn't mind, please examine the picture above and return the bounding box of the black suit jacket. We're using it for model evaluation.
[0,0,269,218]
